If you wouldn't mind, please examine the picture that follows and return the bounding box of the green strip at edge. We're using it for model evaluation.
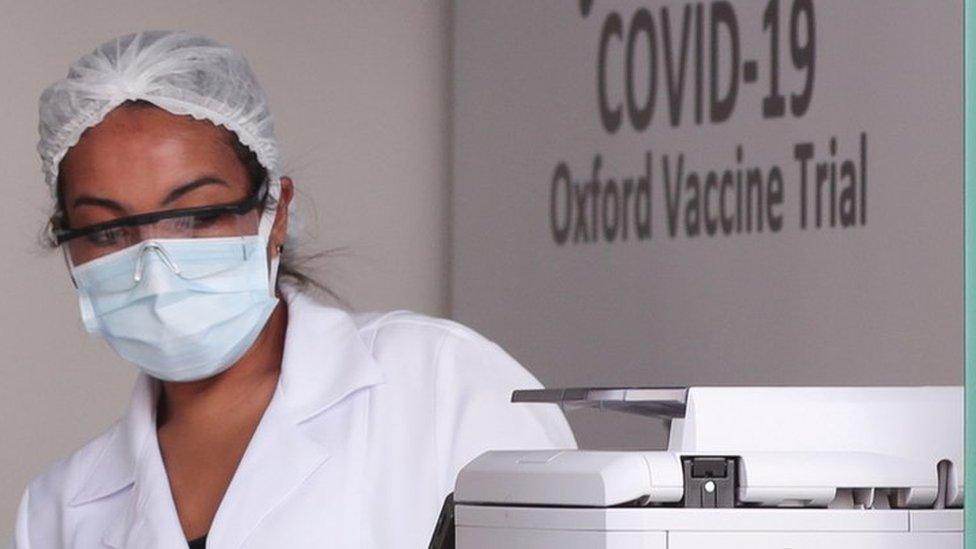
[966,0,975,545]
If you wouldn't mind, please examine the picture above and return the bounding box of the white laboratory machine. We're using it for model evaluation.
[452,386,964,548]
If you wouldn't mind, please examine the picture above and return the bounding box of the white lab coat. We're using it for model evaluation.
[9,283,577,548]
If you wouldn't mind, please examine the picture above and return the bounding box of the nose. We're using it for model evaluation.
[133,241,181,283]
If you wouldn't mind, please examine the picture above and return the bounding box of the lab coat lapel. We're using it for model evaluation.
[204,401,331,548]
[204,285,385,548]
[101,374,188,548]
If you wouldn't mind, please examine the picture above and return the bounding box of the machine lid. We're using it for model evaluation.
[512,387,688,418]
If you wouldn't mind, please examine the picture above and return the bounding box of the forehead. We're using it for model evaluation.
[58,104,249,200]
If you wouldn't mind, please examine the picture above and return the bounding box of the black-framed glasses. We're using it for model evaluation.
[56,182,270,266]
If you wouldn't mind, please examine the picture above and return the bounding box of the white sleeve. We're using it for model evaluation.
[9,487,30,549]
[433,328,577,496]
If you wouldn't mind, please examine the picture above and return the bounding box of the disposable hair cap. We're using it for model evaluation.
[37,30,287,219]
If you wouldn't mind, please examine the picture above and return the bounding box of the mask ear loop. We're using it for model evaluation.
[260,177,283,297]
[61,246,99,328]
[61,246,79,289]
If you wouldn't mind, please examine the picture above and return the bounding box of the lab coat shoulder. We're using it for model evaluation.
[350,310,577,491]
[11,420,127,548]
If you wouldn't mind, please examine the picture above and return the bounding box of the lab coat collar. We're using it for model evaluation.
[274,282,387,423]
[67,283,385,547]
[100,374,187,547]
[67,373,150,507]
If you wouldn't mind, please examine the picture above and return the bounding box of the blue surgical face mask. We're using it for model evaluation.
[66,208,281,382]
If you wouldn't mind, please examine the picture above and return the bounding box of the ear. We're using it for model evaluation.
[269,176,294,259]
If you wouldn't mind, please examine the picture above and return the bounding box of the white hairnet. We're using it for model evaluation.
[37,30,291,232]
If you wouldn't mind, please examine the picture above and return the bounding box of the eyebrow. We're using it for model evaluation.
[71,195,126,214]
[161,176,230,206]
[71,175,231,212]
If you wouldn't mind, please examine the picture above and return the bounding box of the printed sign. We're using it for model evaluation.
[452,1,962,446]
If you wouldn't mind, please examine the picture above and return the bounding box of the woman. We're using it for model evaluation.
[11,30,576,548]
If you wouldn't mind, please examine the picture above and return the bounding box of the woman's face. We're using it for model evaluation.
[58,104,289,255]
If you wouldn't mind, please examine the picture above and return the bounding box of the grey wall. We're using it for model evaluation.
[0,1,451,540]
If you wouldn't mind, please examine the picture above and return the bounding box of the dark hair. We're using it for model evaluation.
[46,99,346,306]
